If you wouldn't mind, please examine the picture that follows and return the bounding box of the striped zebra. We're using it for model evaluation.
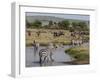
[34,43,39,56]
[71,39,83,46]
[39,49,50,65]
[39,43,54,65]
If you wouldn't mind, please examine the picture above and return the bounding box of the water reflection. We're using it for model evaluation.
[26,45,74,67]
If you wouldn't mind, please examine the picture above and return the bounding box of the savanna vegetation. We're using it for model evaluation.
[26,19,89,31]
[26,17,90,65]
[26,19,89,46]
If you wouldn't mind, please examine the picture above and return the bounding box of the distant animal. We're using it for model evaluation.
[71,32,75,37]
[33,41,39,56]
[27,31,31,36]
[71,39,83,46]
[53,31,64,37]
[36,31,41,37]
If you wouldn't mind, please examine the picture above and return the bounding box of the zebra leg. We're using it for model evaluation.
[43,56,48,63]
[40,56,45,66]
[39,56,42,65]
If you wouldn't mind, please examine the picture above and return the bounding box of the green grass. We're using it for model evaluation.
[65,45,89,64]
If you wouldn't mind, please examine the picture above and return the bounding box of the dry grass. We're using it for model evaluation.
[26,29,71,46]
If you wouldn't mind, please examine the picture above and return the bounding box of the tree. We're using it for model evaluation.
[60,20,70,29]
[49,20,53,26]
[72,21,89,31]
[31,20,42,28]
[48,20,53,29]
[78,22,88,31]
[72,22,78,28]
[26,20,31,28]
[58,22,62,29]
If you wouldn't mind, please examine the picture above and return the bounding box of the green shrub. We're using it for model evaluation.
[65,46,89,61]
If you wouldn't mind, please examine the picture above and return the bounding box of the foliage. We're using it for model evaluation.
[60,20,70,29]
[78,22,89,31]
[26,19,89,31]
[26,20,31,28]
[49,20,53,26]
[31,20,42,28]
[71,21,89,31]
[65,46,89,61]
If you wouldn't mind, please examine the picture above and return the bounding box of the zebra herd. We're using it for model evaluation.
[71,39,83,46]
[70,31,89,46]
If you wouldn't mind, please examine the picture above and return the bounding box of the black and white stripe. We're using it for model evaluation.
[39,49,49,64]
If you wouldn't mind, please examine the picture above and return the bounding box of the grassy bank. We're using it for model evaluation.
[65,44,89,64]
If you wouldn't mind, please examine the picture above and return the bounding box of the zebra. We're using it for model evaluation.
[71,39,83,47]
[39,43,55,66]
[33,41,39,61]
[39,48,50,65]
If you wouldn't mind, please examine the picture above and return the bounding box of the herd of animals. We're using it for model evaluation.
[27,30,89,66]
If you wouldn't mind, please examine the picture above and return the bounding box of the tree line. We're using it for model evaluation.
[26,19,89,31]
